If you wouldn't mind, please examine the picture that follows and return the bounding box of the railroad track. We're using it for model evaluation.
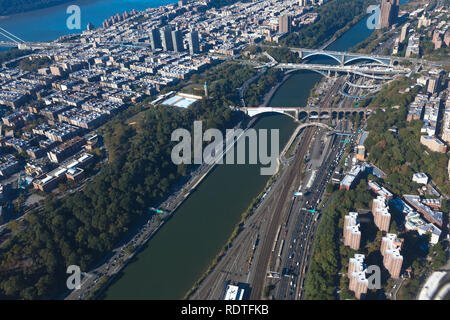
[250,127,315,299]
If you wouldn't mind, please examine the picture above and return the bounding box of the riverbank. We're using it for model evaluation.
[261,74,292,107]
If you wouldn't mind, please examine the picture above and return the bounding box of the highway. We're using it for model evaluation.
[274,121,351,300]
[274,129,332,300]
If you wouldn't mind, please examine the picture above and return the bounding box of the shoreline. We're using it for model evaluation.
[261,74,292,107]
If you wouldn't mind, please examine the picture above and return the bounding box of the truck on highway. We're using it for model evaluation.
[315,212,321,222]
[305,169,318,191]
[278,239,285,257]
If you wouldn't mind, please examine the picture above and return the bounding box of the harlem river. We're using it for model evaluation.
[1,0,392,299]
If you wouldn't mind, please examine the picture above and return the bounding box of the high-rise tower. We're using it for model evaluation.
[160,27,174,51]
[172,29,184,52]
[187,31,200,55]
[379,0,400,29]
[150,27,162,50]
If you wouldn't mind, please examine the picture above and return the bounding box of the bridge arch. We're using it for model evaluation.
[246,108,298,121]
[297,122,333,131]
[285,68,328,77]
[319,111,330,119]
[344,56,390,66]
[301,52,342,65]
[309,111,319,120]
[359,111,365,119]
[332,111,338,119]
[299,111,308,120]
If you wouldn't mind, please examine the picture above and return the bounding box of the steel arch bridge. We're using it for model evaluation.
[293,48,393,66]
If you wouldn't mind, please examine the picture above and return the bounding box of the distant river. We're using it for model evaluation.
[0,0,175,42]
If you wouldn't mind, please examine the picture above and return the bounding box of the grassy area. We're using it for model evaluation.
[285,134,302,159]
[397,278,420,300]
[180,83,205,96]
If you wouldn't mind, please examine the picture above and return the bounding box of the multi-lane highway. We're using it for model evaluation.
[274,121,351,300]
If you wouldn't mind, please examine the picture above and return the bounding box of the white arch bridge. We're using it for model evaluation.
[242,106,370,121]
